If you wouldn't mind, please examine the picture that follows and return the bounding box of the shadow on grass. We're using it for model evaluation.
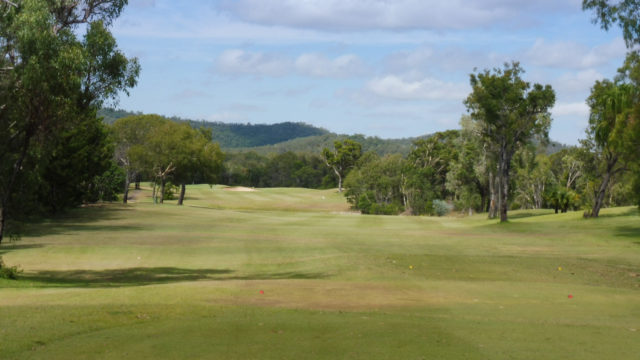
[20,267,232,288]
[23,205,143,238]
[614,225,640,241]
[597,207,639,218]
[0,244,45,255]
[506,210,556,220]
[234,271,330,280]
[16,267,329,288]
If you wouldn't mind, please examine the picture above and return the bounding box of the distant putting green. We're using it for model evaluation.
[1,186,639,359]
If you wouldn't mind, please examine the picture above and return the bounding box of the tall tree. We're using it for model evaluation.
[111,115,166,203]
[142,121,183,204]
[403,130,459,215]
[344,153,406,215]
[172,127,224,206]
[512,150,555,210]
[584,78,637,217]
[322,139,362,193]
[0,0,139,243]
[464,62,555,222]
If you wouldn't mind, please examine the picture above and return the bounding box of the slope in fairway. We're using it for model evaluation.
[0,186,639,359]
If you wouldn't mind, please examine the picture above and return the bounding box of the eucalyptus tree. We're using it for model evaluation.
[464,62,555,222]
[344,153,406,215]
[512,149,556,210]
[322,139,362,193]
[584,78,638,217]
[172,127,224,206]
[0,0,139,243]
[111,115,166,203]
[404,130,459,215]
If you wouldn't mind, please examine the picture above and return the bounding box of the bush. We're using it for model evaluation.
[432,199,452,216]
[0,257,22,280]
[164,182,179,200]
[369,202,403,215]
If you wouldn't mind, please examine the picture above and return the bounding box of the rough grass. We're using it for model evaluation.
[0,186,639,359]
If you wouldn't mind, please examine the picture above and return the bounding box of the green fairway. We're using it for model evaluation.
[1,186,639,359]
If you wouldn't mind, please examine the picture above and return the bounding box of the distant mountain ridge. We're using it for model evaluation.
[229,133,427,156]
[98,108,329,148]
[98,108,567,155]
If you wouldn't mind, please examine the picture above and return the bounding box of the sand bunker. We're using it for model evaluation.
[224,186,257,192]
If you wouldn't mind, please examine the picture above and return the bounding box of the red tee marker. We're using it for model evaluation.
[259,290,264,294]
[568,294,573,299]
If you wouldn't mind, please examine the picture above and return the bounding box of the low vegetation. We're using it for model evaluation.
[0,186,639,359]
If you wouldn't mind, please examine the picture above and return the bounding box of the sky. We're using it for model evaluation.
[110,0,630,145]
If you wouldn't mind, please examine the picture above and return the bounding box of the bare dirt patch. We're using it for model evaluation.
[223,186,257,192]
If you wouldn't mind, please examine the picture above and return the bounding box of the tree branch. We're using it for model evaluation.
[1,0,18,7]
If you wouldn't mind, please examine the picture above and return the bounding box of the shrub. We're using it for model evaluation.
[164,182,179,200]
[369,202,403,215]
[432,199,452,216]
[0,257,22,280]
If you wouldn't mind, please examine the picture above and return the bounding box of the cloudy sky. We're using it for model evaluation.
[111,0,629,145]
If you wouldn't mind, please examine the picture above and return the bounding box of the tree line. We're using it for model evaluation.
[0,0,139,243]
[111,115,223,205]
[334,58,639,221]
[2,0,640,244]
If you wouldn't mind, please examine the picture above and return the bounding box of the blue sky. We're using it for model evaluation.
[111,0,629,145]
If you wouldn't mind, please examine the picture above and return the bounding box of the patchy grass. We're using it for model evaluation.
[0,186,639,359]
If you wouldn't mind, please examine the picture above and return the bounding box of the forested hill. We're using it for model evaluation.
[98,108,566,155]
[98,108,329,148]
[230,133,426,156]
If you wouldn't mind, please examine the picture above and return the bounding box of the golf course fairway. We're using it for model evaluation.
[1,185,638,359]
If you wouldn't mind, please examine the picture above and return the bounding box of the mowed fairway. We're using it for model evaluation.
[1,185,639,359]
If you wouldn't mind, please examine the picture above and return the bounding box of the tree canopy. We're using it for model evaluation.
[322,139,362,193]
[464,62,555,222]
[0,0,139,242]
[583,0,640,47]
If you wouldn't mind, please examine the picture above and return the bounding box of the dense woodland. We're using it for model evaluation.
[99,107,433,156]
[1,0,640,244]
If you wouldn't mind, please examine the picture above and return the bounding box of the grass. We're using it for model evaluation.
[0,185,639,359]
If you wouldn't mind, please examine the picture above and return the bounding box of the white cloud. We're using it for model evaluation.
[384,46,512,75]
[552,102,589,117]
[524,38,626,69]
[367,75,468,101]
[214,49,367,78]
[215,49,290,77]
[219,0,579,31]
[553,69,604,94]
[295,53,366,77]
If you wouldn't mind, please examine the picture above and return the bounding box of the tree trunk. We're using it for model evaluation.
[159,178,166,204]
[479,184,487,214]
[152,181,157,204]
[591,171,612,218]
[177,183,186,205]
[123,171,131,204]
[488,172,498,218]
[499,172,509,222]
[332,166,343,193]
[498,148,511,223]
[135,174,141,190]
[0,206,5,244]
[590,156,618,218]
